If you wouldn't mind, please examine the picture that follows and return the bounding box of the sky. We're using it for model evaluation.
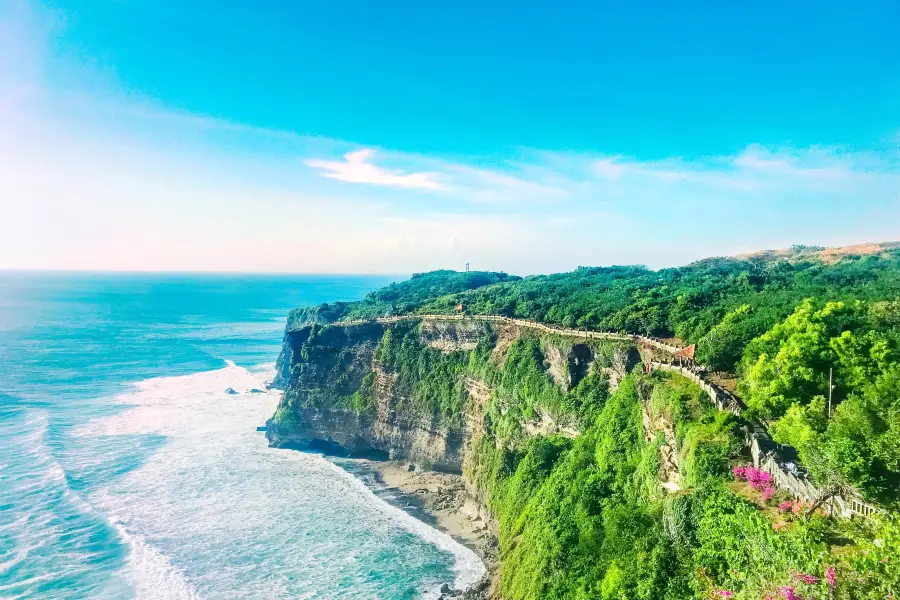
[2,0,899,274]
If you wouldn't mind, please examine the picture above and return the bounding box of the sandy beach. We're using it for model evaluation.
[369,461,499,595]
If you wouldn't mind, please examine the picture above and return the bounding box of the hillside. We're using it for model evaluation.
[269,243,900,600]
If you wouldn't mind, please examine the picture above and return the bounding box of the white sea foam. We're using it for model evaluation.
[315,457,486,594]
[75,363,484,599]
[249,361,277,376]
[111,522,202,600]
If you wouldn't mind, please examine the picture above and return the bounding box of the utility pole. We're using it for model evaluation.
[828,367,833,417]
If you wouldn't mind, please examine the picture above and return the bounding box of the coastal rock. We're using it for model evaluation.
[267,321,471,471]
[225,387,239,395]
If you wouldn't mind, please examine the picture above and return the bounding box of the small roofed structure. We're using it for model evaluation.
[673,343,696,366]
[455,303,465,314]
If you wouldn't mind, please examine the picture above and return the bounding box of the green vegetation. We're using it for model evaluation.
[375,323,471,425]
[468,372,899,600]
[422,250,900,372]
[413,249,900,502]
[286,270,516,328]
[645,371,743,487]
[741,299,900,503]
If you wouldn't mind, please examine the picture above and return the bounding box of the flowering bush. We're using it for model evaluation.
[779,586,799,600]
[762,487,775,502]
[824,565,836,588]
[732,464,773,491]
[778,501,793,513]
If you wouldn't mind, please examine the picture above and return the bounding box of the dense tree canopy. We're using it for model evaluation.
[286,269,517,328]
[422,250,900,373]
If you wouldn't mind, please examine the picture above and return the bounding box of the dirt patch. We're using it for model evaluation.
[736,241,899,264]
[815,242,900,263]
[490,323,519,364]
[707,372,739,393]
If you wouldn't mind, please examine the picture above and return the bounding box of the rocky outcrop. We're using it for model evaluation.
[420,318,493,352]
[269,318,639,472]
[269,319,493,471]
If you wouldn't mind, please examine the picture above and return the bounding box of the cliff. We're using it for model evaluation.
[266,256,900,599]
[268,317,638,473]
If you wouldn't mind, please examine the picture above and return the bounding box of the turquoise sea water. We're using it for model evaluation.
[0,273,484,599]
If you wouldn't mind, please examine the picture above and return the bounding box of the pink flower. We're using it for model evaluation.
[779,586,799,600]
[754,472,773,489]
[778,501,793,512]
[732,466,747,480]
[716,591,733,598]
[792,502,804,514]
[825,566,836,588]
[763,487,774,501]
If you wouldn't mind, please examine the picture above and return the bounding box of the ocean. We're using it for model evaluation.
[0,272,484,599]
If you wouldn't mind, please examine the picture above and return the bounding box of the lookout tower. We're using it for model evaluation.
[465,262,470,272]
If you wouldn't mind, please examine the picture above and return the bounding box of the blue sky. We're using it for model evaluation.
[2,0,899,273]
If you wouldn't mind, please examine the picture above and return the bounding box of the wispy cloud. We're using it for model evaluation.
[305,148,446,190]
[443,164,571,204]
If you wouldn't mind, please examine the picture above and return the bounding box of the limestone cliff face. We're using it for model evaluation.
[268,319,479,471]
[419,318,493,352]
[268,317,638,473]
[268,321,385,455]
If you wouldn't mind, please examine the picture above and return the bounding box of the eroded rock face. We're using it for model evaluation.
[369,364,466,471]
[269,320,477,471]
[269,318,640,473]
[544,341,605,392]
[419,319,493,352]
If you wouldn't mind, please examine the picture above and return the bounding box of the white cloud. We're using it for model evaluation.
[305,148,447,190]
[443,164,570,204]
[584,144,900,197]
[592,158,625,180]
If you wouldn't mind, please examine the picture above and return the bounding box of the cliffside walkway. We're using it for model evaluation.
[333,313,881,519]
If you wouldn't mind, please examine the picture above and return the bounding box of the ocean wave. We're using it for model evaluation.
[69,362,481,599]
[315,458,486,595]
[0,408,127,598]
[112,522,203,600]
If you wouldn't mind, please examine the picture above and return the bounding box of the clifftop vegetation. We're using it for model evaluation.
[285,269,517,328]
